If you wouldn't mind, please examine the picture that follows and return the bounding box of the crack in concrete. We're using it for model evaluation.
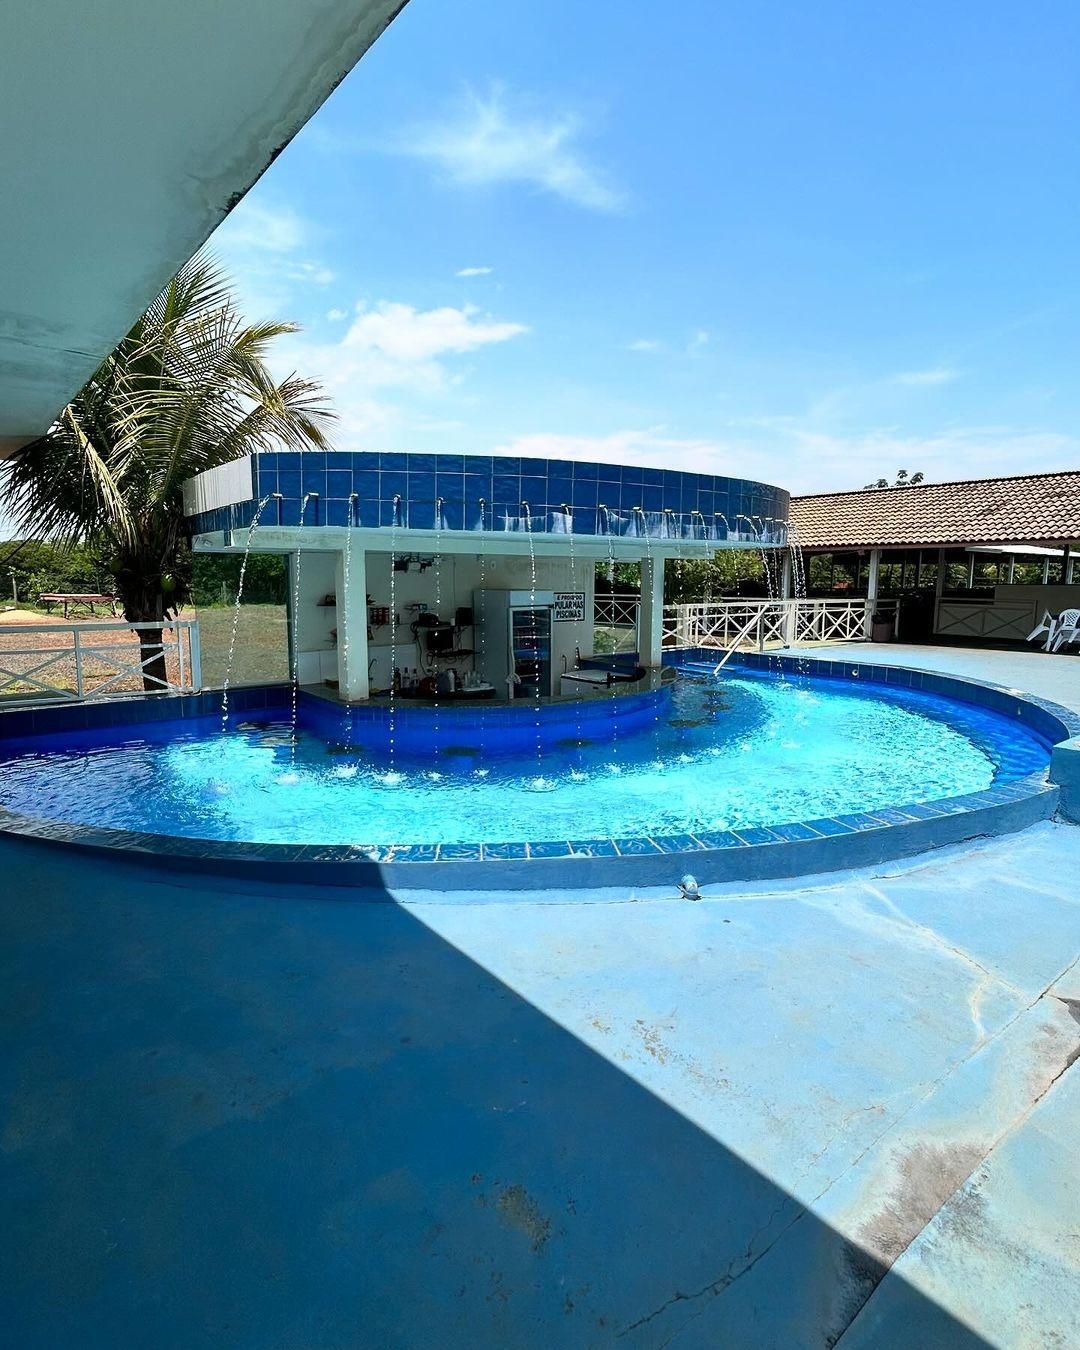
[617,967,1080,1348]
[615,1193,794,1343]
[829,968,1080,1346]
[859,882,1026,998]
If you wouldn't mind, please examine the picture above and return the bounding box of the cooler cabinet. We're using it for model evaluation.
[472,589,555,699]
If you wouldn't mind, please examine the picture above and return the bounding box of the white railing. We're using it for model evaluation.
[662,598,900,651]
[593,593,641,656]
[0,619,202,707]
[934,600,1036,642]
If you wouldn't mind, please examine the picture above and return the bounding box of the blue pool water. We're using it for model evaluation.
[0,670,1050,847]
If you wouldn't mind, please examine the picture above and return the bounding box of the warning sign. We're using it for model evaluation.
[553,591,586,622]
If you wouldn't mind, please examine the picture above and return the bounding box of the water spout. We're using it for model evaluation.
[522,501,544,773]
[341,494,357,744]
[289,493,315,759]
[220,494,273,731]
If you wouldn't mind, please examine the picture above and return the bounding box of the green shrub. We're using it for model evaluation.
[191,553,288,607]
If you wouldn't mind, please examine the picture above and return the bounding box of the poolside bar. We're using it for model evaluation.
[184,450,790,702]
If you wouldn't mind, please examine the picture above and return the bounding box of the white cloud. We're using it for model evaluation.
[326,308,348,321]
[343,301,526,366]
[456,266,494,277]
[780,426,1079,492]
[493,429,743,477]
[891,367,958,387]
[277,300,528,446]
[398,86,625,212]
[215,200,309,254]
[209,199,334,320]
[490,425,1080,496]
[627,334,713,358]
[295,262,335,285]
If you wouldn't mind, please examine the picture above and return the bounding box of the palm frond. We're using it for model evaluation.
[0,248,334,574]
[0,407,135,548]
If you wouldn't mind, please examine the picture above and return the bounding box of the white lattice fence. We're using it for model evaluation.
[0,620,202,706]
[593,595,640,655]
[662,599,895,651]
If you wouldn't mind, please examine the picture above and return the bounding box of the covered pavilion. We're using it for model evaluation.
[789,469,1080,641]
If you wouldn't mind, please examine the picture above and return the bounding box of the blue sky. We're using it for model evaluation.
[211,0,1080,494]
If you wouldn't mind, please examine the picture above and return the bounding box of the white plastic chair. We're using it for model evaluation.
[1028,610,1058,650]
[1051,608,1080,652]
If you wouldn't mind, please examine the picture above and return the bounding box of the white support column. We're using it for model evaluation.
[864,548,881,637]
[189,620,203,691]
[336,546,370,701]
[933,547,946,633]
[779,550,796,644]
[638,554,665,667]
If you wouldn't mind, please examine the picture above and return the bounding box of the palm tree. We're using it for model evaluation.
[0,253,334,689]
[864,468,926,489]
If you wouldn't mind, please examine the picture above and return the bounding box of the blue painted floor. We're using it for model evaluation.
[3,821,1079,1347]
[2,643,1079,1347]
[792,640,1080,715]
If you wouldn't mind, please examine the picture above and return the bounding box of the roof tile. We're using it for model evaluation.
[790,470,1080,549]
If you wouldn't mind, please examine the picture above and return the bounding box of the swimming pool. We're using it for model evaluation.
[0,662,1053,855]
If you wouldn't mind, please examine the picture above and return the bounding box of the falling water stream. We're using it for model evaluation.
[288,493,315,764]
[340,494,357,747]
[384,501,400,784]
[603,507,620,773]
[564,505,585,761]
[522,502,546,785]
[475,498,489,766]
[753,516,787,682]
[430,499,443,781]
[220,494,273,731]
[786,516,811,679]
[636,506,664,768]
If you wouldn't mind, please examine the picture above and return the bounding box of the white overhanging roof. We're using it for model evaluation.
[965,544,1076,559]
[0,0,408,454]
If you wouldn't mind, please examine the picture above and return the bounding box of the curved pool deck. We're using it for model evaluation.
[1,649,1077,890]
[3,643,1080,1348]
[3,806,1080,1347]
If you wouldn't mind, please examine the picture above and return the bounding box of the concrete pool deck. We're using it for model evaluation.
[789,639,1080,714]
[2,642,1079,1347]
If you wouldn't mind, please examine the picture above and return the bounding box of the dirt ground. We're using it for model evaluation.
[0,604,288,700]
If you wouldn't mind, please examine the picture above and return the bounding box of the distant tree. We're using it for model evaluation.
[191,553,288,607]
[864,469,926,489]
[0,539,107,605]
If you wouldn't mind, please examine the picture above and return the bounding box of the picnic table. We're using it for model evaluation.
[39,592,120,619]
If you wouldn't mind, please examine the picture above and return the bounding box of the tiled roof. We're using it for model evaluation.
[790,470,1080,550]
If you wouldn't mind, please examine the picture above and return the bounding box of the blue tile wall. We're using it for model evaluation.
[189,452,790,541]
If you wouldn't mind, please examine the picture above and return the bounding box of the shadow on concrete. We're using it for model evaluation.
[0,838,988,1348]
